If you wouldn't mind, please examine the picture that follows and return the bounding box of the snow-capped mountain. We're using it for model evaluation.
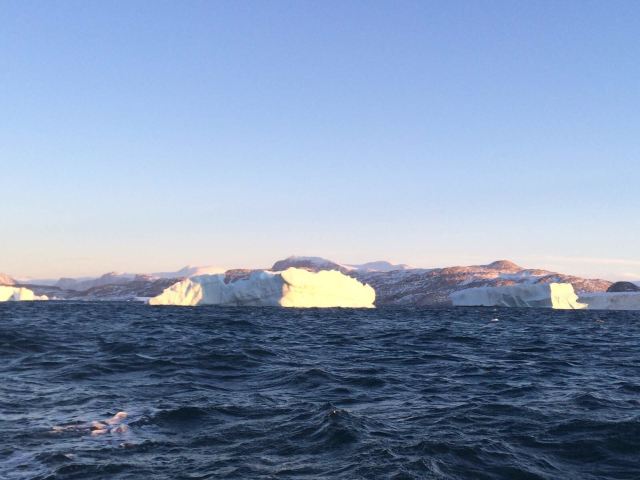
[39,266,227,292]
[55,272,136,291]
[25,277,179,302]
[7,257,612,305]
[270,256,412,273]
[344,261,413,272]
[14,266,225,300]
[357,260,611,306]
[152,265,228,279]
[269,257,611,306]
[0,273,16,286]
[271,256,349,273]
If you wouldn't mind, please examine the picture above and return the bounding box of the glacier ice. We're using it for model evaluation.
[148,267,376,308]
[579,292,640,310]
[0,286,49,302]
[450,283,586,309]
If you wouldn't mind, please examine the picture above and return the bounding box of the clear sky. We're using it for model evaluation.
[1,1,639,280]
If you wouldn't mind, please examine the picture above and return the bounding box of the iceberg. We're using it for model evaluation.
[579,292,640,310]
[0,286,49,302]
[148,267,376,308]
[450,283,586,309]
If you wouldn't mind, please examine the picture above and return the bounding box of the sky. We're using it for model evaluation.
[1,0,639,280]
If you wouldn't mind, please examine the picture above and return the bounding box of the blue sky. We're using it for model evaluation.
[1,1,639,279]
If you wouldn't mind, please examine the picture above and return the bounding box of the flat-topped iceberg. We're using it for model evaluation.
[579,292,640,311]
[450,283,586,309]
[148,267,376,308]
[0,286,48,302]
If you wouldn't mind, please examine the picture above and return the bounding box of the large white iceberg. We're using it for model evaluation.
[0,286,48,302]
[148,267,376,308]
[579,292,640,310]
[450,283,586,309]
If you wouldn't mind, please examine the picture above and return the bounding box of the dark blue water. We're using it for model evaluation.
[1,303,639,479]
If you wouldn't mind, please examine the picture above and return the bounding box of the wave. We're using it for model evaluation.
[2,304,640,479]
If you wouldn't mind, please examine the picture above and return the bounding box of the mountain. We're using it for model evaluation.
[271,256,349,273]
[20,265,223,299]
[271,256,412,273]
[268,257,611,306]
[26,277,179,301]
[15,264,227,301]
[344,261,414,272]
[55,272,136,291]
[41,266,226,292]
[152,265,227,279]
[0,273,16,286]
[65,277,179,301]
[12,257,612,305]
[357,261,610,306]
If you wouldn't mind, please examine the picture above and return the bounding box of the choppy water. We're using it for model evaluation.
[1,303,639,479]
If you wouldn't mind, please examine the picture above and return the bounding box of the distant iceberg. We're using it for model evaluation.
[148,267,376,308]
[579,292,640,311]
[0,286,48,302]
[450,283,586,309]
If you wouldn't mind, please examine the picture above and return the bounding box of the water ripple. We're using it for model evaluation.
[1,303,639,479]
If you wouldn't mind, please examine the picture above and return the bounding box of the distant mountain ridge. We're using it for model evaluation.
[152,265,227,279]
[56,272,136,291]
[270,256,413,274]
[269,257,611,306]
[360,260,611,306]
[5,257,612,304]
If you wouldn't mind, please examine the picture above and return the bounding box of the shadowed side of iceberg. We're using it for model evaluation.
[579,292,640,310]
[148,268,375,308]
[450,283,586,309]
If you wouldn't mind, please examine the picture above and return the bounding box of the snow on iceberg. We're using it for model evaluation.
[579,292,640,310]
[148,267,376,308]
[450,283,586,309]
[0,286,49,302]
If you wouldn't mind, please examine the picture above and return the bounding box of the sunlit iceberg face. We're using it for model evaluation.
[148,267,376,308]
[0,286,48,302]
[450,283,586,310]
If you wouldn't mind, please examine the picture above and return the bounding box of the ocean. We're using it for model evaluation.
[1,302,639,479]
